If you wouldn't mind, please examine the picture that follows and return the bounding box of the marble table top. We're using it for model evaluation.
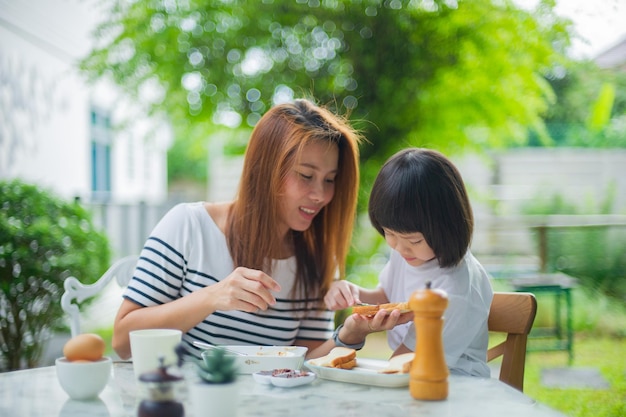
[1,361,567,417]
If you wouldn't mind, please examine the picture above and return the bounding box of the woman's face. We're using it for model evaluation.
[278,140,339,237]
[382,229,436,267]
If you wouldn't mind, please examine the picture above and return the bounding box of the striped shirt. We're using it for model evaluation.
[123,202,334,359]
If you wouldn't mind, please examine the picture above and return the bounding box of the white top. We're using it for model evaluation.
[124,202,334,358]
[379,250,493,377]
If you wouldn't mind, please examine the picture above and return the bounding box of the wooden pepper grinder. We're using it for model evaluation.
[408,281,449,401]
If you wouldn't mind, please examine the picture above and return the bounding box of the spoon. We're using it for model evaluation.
[192,340,248,356]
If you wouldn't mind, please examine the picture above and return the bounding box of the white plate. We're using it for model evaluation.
[201,346,308,374]
[304,358,409,388]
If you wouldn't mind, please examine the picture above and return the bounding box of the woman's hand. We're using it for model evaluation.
[324,280,361,310]
[208,266,281,313]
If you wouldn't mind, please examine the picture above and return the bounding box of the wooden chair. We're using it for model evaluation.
[61,255,138,337]
[487,291,537,392]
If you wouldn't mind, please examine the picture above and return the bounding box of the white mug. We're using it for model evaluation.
[129,329,182,378]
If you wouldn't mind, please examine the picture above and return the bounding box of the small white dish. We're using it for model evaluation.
[269,371,316,388]
[252,371,274,385]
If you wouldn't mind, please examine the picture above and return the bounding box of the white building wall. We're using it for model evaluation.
[0,0,171,204]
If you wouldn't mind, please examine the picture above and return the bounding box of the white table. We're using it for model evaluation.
[1,361,567,417]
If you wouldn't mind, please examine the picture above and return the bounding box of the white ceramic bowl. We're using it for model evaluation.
[55,356,112,401]
[201,345,308,374]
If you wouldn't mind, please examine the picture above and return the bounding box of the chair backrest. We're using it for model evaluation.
[487,291,537,392]
[61,255,138,337]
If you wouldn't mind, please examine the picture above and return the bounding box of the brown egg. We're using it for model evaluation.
[63,333,106,362]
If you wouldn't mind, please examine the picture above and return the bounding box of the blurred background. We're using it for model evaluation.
[1,1,625,415]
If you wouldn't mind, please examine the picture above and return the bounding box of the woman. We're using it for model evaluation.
[112,99,374,360]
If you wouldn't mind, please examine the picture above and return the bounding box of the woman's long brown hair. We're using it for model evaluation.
[226,99,361,303]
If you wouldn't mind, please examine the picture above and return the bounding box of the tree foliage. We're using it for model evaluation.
[537,60,626,148]
[80,0,572,188]
[0,180,111,370]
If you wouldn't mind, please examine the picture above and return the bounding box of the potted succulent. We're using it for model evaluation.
[174,343,239,417]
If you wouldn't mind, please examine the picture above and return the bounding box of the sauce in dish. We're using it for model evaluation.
[253,369,316,387]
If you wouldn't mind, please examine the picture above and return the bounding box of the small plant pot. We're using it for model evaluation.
[188,380,240,417]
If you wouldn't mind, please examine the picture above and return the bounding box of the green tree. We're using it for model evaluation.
[0,180,111,370]
[80,0,571,188]
[538,60,626,148]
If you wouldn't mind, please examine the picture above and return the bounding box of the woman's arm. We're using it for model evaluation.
[324,282,389,310]
[358,287,389,305]
[112,266,280,359]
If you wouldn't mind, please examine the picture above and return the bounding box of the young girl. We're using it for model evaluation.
[112,99,375,360]
[325,148,494,377]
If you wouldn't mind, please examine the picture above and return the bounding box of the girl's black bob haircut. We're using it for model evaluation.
[368,148,473,268]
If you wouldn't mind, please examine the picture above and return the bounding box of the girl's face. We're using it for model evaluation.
[278,140,339,237]
[382,228,436,267]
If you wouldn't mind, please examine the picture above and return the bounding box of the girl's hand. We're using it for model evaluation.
[349,308,414,336]
[209,267,281,313]
[334,309,414,347]
[324,280,361,310]
[332,310,413,345]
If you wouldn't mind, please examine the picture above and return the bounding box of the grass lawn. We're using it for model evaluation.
[524,336,626,417]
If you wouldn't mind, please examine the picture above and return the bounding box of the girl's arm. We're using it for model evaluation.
[298,307,412,359]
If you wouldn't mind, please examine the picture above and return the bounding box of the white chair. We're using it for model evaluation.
[61,255,138,337]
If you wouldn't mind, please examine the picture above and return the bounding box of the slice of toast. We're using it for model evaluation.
[308,347,357,369]
[334,358,357,369]
[352,301,411,317]
[378,352,414,374]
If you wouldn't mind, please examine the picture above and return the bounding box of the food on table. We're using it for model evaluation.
[63,333,106,362]
[333,358,357,369]
[307,347,357,369]
[377,352,414,374]
[254,368,317,387]
[257,369,310,378]
[352,301,410,317]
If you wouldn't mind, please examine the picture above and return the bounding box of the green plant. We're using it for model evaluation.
[0,180,111,371]
[175,343,237,384]
[81,0,572,199]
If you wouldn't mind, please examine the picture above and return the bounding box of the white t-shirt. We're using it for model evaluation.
[380,250,493,377]
[123,202,334,358]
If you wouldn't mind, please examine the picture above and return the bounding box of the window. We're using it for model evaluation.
[90,108,112,202]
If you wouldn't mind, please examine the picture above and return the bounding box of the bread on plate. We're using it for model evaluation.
[378,352,414,374]
[308,347,357,369]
